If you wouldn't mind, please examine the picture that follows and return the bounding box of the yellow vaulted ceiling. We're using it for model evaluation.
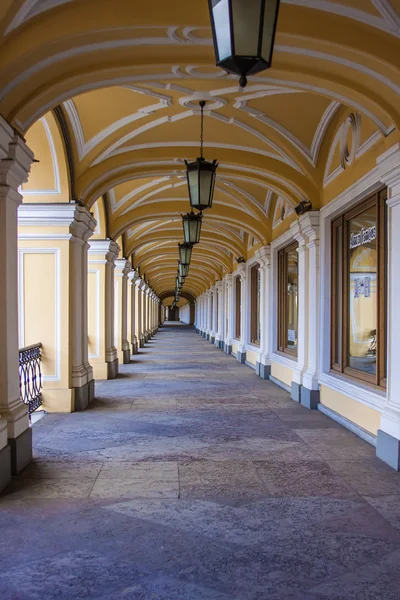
[3,0,400,299]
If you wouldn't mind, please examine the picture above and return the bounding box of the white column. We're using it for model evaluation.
[206,290,212,338]
[237,264,247,362]
[210,285,217,342]
[0,118,34,480]
[290,221,308,401]
[115,258,131,365]
[215,281,223,347]
[136,279,144,348]
[224,275,233,353]
[128,270,139,354]
[301,213,321,408]
[256,246,271,379]
[376,145,400,468]
[105,242,119,377]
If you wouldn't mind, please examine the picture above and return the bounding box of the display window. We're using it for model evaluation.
[331,188,387,388]
[278,242,299,355]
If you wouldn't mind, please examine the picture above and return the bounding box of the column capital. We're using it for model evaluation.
[378,142,400,196]
[0,121,34,190]
[224,273,233,288]
[255,245,271,269]
[115,258,131,277]
[216,280,223,292]
[19,203,97,244]
[237,263,246,280]
[299,211,320,244]
[128,270,139,283]
[290,220,307,247]
[88,239,119,263]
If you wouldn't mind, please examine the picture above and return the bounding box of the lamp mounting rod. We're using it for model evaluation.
[199,100,206,159]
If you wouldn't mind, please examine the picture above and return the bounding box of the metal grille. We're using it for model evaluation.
[19,343,43,414]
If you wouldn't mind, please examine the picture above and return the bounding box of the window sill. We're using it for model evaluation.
[319,370,386,412]
[271,352,298,369]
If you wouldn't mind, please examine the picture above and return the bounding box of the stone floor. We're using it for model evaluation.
[2,323,400,599]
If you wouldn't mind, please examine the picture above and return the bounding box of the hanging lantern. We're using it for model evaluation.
[178,262,190,278]
[178,272,185,285]
[182,211,202,245]
[179,242,193,265]
[185,101,218,212]
[208,0,280,88]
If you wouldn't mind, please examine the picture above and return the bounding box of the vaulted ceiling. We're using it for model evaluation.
[3,0,400,299]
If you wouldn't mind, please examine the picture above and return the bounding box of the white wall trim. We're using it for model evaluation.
[18,247,61,382]
[88,268,101,359]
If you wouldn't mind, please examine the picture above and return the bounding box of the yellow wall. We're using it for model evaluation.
[271,362,294,387]
[320,385,380,436]
[232,342,239,355]
[18,238,73,412]
[246,349,260,366]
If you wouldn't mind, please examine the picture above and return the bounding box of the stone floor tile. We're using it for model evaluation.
[2,323,400,600]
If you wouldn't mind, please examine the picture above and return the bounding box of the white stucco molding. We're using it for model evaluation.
[19,203,97,244]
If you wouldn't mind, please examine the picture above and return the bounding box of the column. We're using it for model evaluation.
[256,246,271,379]
[115,258,131,365]
[215,281,223,349]
[0,118,34,483]
[301,213,321,408]
[224,274,233,354]
[136,278,145,348]
[237,264,247,363]
[88,239,120,380]
[205,290,212,339]
[128,270,138,354]
[290,221,308,402]
[376,146,400,468]
[19,204,97,412]
[210,285,217,343]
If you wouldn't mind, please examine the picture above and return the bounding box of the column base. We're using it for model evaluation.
[300,387,320,410]
[224,344,232,355]
[291,381,301,403]
[256,363,271,380]
[210,336,215,344]
[123,349,130,364]
[0,444,11,492]
[88,379,95,403]
[9,427,32,475]
[107,358,119,379]
[74,379,96,412]
[237,351,246,364]
[376,430,400,471]
[132,342,138,355]
[139,337,145,348]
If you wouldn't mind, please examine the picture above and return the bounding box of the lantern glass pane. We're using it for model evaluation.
[261,0,279,63]
[179,244,192,265]
[199,169,214,210]
[211,0,232,61]
[231,0,260,56]
[188,168,200,209]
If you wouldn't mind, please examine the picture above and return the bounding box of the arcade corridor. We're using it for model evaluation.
[2,324,400,599]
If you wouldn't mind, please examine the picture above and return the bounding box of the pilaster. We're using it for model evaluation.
[1,117,34,479]
[255,246,271,379]
[87,239,120,380]
[128,270,139,353]
[115,259,131,365]
[224,275,233,354]
[376,145,400,468]
[237,264,247,363]
[215,280,223,348]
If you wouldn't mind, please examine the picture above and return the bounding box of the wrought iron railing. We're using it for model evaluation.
[19,343,43,414]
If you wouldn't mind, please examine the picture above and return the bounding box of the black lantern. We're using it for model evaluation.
[208,0,280,88]
[179,242,193,265]
[178,272,185,285]
[178,262,190,278]
[185,101,218,212]
[182,211,202,245]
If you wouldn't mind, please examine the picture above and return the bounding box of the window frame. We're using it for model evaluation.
[235,275,241,340]
[277,241,299,356]
[250,263,260,346]
[330,188,387,389]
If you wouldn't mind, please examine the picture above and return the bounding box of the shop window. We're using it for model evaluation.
[331,188,387,388]
[250,264,260,345]
[278,242,299,355]
[235,275,241,339]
